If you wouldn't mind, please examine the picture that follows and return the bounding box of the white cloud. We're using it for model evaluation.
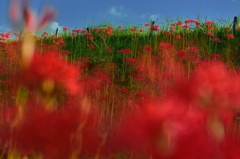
[108,6,127,17]
[140,13,162,21]
[49,21,63,31]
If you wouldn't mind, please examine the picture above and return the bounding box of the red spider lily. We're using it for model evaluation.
[207,32,214,36]
[226,33,234,39]
[177,21,183,26]
[176,50,186,58]
[80,57,89,63]
[118,48,132,54]
[109,62,116,67]
[63,26,69,31]
[81,30,89,35]
[176,61,240,114]
[159,42,173,50]
[51,34,57,39]
[117,26,123,29]
[93,28,99,33]
[164,31,171,35]
[62,50,71,55]
[87,35,94,41]
[183,25,190,29]
[88,44,95,49]
[211,53,220,60]
[38,7,56,29]
[9,0,56,32]
[205,20,214,25]
[189,46,199,53]
[207,25,215,31]
[170,26,175,32]
[195,21,201,27]
[107,99,218,159]
[99,28,105,32]
[188,55,197,62]
[130,27,137,33]
[105,48,113,53]
[4,104,100,159]
[213,37,221,43]
[119,87,129,94]
[175,34,181,39]
[93,71,111,84]
[151,25,160,31]
[80,77,103,94]
[79,57,89,69]
[125,57,138,65]
[20,52,80,95]
[144,45,153,52]
[0,32,11,39]
[185,19,195,24]
[106,30,113,35]
[106,26,113,35]
[145,23,151,27]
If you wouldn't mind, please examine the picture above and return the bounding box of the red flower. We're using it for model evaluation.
[145,23,151,27]
[159,42,173,50]
[130,27,137,33]
[9,0,56,32]
[125,57,138,65]
[151,25,160,31]
[195,21,201,27]
[93,71,111,84]
[63,27,68,31]
[213,37,221,43]
[183,25,190,29]
[205,20,214,25]
[207,32,214,36]
[20,52,80,95]
[9,105,100,159]
[211,53,220,59]
[93,28,99,33]
[177,21,183,26]
[226,34,234,39]
[88,44,95,49]
[189,46,199,53]
[175,34,181,39]
[185,19,195,24]
[144,45,153,52]
[119,87,129,94]
[177,50,186,58]
[109,62,116,67]
[118,48,132,54]
[105,47,113,53]
[207,25,215,31]
[87,35,94,41]
[117,26,123,29]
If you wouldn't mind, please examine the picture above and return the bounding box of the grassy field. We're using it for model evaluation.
[1,3,240,158]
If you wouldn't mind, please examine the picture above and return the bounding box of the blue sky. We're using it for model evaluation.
[0,0,240,33]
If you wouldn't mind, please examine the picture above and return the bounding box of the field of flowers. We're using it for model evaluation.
[1,1,240,159]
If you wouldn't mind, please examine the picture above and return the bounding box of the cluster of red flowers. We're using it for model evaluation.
[118,48,132,54]
[0,32,11,41]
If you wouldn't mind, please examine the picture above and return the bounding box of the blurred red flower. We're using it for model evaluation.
[144,45,153,52]
[20,52,80,95]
